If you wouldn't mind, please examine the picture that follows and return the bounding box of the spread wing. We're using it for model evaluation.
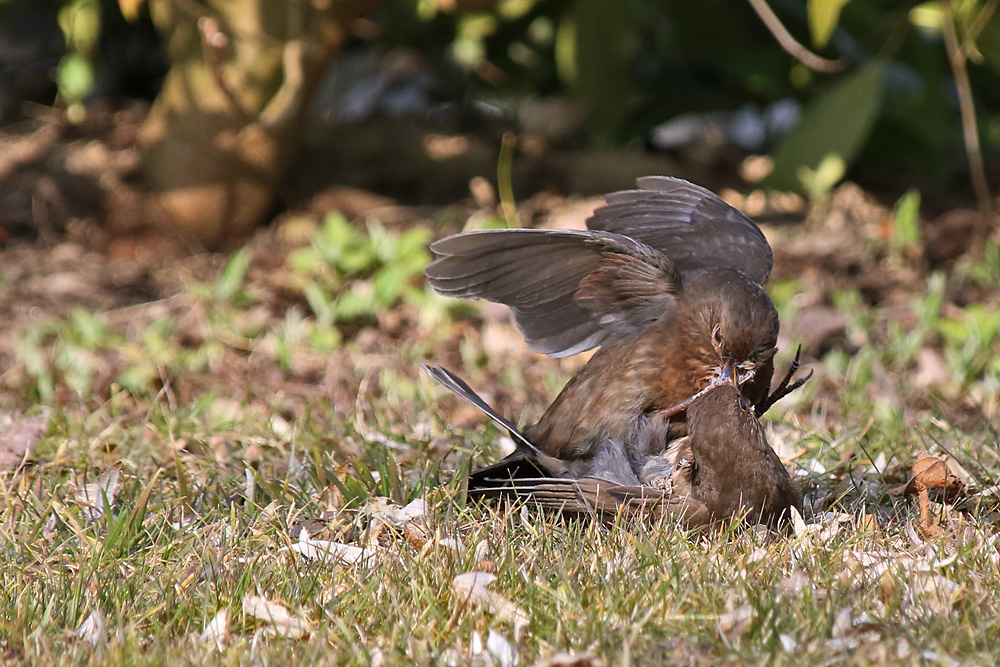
[587,176,773,283]
[425,229,680,358]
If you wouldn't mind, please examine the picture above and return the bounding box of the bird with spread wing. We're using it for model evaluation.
[425,176,809,466]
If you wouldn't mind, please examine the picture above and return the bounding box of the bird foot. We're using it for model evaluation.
[756,344,813,417]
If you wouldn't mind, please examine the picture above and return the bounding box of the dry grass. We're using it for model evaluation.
[1,189,1000,665]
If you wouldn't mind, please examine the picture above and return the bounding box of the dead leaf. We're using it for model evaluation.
[907,572,964,616]
[777,570,810,596]
[242,594,310,639]
[469,629,517,667]
[279,533,377,566]
[531,653,606,667]
[452,572,529,639]
[77,609,107,647]
[717,603,753,641]
[199,609,229,648]
[830,607,852,639]
[914,348,950,388]
[0,413,48,471]
[403,522,431,549]
[76,467,121,521]
[368,497,428,526]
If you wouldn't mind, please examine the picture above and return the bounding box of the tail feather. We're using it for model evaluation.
[422,364,539,456]
[467,475,711,527]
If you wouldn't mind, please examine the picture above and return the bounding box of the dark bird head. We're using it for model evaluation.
[686,382,801,528]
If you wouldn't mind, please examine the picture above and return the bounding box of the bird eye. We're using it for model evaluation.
[712,326,723,345]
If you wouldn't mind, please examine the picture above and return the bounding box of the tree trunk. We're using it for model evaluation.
[139,0,370,249]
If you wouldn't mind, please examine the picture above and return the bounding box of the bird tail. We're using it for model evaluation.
[421,364,540,457]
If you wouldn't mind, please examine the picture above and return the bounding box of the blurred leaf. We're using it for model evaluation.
[314,212,354,266]
[809,0,851,48]
[58,0,101,54]
[215,248,251,303]
[56,53,95,104]
[974,6,1000,75]
[909,2,943,31]
[335,286,376,322]
[304,283,336,325]
[890,188,922,251]
[118,0,146,22]
[798,154,846,202]
[308,325,341,351]
[768,61,886,193]
[68,307,108,347]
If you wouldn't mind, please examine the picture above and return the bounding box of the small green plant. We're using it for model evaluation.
[889,189,922,255]
[936,303,1000,386]
[14,308,121,401]
[287,212,431,325]
[214,247,253,304]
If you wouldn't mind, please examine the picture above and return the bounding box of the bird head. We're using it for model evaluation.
[687,269,779,391]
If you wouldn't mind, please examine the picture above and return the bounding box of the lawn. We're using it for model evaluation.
[1,185,999,666]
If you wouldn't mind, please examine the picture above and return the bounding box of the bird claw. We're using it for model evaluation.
[756,344,813,417]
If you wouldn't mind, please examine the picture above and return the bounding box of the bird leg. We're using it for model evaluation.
[755,344,813,417]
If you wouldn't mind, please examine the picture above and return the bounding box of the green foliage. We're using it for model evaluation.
[287,212,431,326]
[214,247,253,304]
[808,0,852,49]
[935,303,1000,385]
[15,308,118,401]
[889,189,922,253]
[55,0,101,118]
[557,0,634,145]
[768,61,886,197]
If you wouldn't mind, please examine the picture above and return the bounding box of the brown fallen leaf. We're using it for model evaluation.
[278,533,377,566]
[452,572,529,639]
[907,572,965,616]
[0,413,48,471]
[77,609,107,647]
[76,467,122,521]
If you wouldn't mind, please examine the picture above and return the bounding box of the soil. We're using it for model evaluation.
[0,103,998,435]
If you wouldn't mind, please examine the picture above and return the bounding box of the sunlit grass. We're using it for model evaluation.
[2,218,1000,664]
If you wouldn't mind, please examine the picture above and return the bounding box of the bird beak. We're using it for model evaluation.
[719,359,738,387]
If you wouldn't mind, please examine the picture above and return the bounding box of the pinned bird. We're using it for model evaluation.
[423,364,801,529]
[425,176,810,465]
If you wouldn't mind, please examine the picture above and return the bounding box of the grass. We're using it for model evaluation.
[1,208,999,665]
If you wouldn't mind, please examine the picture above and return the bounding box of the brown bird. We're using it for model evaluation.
[426,176,809,465]
[423,364,801,529]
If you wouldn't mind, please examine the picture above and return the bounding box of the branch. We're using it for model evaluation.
[940,0,994,217]
[746,0,846,73]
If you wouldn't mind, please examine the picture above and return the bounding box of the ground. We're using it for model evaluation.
[0,106,999,665]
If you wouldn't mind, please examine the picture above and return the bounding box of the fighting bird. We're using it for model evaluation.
[424,364,801,529]
[425,176,809,465]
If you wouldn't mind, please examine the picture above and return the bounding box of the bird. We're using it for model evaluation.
[423,364,801,529]
[425,176,809,465]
